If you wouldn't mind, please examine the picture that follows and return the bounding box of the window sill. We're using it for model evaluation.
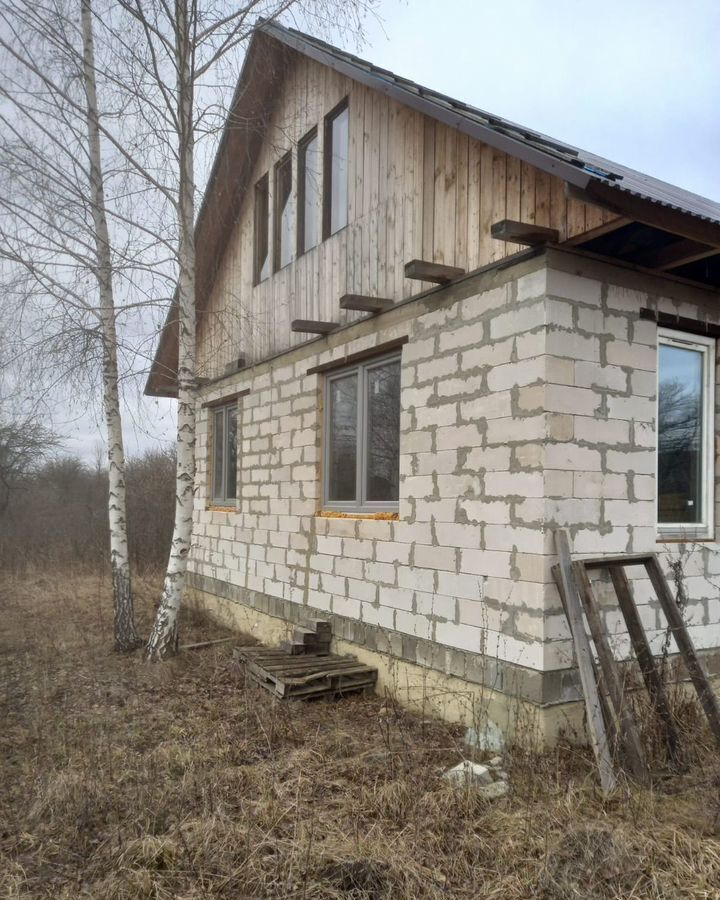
[317,510,399,521]
[657,529,714,543]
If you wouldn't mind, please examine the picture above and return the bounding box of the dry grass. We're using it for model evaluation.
[2,570,720,898]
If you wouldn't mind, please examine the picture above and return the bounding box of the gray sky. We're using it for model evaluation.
[64,0,720,460]
[362,0,720,202]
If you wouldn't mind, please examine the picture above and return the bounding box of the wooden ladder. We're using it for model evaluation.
[553,531,720,791]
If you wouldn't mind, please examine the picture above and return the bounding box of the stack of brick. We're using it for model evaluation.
[280,618,331,656]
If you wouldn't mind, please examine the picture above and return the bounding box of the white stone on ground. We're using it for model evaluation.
[476,781,510,800]
[442,761,494,787]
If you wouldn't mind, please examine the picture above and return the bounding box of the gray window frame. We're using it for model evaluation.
[323,351,401,513]
[212,402,238,506]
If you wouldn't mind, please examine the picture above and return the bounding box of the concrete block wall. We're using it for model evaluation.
[542,252,720,669]
[191,262,556,679]
[190,249,720,703]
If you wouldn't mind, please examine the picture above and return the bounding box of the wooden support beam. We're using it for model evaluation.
[580,553,653,571]
[608,565,682,765]
[563,216,630,246]
[404,259,465,284]
[224,356,246,375]
[645,555,720,749]
[339,294,394,313]
[291,319,338,335]
[630,238,719,271]
[640,308,720,340]
[554,530,617,793]
[572,562,649,783]
[566,182,720,251]
[491,218,559,246]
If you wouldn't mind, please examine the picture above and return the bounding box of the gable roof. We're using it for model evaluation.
[262,21,720,228]
[146,20,720,397]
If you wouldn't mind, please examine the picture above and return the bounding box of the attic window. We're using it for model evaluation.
[298,127,320,254]
[323,99,349,238]
[274,152,293,270]
[253,173,269,284]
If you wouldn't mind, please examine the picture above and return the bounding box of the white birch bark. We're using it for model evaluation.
[145,0,196,660]
[81,0,141,651]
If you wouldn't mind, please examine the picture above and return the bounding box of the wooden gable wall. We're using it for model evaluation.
[196,50,617,378]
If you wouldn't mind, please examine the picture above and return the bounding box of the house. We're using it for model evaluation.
[146,21,720,743]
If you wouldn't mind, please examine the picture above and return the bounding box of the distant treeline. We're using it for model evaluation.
[0,449,175,572]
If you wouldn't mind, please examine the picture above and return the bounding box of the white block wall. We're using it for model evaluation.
[189,252,720,683]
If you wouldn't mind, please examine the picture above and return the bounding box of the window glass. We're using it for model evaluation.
[325,103,348,237]
[213,409,224,500]
[366,360,401,502]
[299,130,320,253]
[324,352,401,511]
[327,372,358,502]
[254,175,269,282]
[275,154,293,269]
[226,406,238,500]
[212,403,238,504]
[658,342,705,525]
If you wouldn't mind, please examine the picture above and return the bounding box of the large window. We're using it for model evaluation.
[297,128,320,255]
[657,328,715,535]
[274,152,293,270]
[212,403,238,505]
[253,174,269,283]
[324,353,401,512]
[323,99,349,238]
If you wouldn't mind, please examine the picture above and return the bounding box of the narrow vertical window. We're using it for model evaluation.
[323,100,349,238]
[211,403,238,505]
[274,152,293,270]
[253,173,269,283]
[297,128,320,254]
[324,352,401,512]
[657,328,714,535]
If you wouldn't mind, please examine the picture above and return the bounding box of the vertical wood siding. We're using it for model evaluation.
[197,51,617,378]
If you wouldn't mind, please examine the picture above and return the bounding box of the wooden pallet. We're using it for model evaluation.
[234,646,378,700]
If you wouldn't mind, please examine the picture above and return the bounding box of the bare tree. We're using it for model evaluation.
[0,416,59,513]
[1,0,375,658]
[106,0,377,660]
[0,0,166,650]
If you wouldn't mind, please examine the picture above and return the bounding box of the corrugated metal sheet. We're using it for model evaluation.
[262,21,720,227]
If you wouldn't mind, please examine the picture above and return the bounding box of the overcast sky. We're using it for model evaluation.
[63,0,720,461]
[362,0,720,201]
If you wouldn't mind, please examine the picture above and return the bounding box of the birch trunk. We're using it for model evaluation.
[81,0,141,652]
[145,0,196,660]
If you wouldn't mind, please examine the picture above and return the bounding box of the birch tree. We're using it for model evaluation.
[1,0,375,658]
[80,0,141,650]
[109,0,377,660]
[0,0,168,650]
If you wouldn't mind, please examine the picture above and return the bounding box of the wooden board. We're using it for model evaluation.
[609,565,681,764]
[153,49,627,387]
[554,530,616,793]
[645,555,720,748]
[572,562,648,782]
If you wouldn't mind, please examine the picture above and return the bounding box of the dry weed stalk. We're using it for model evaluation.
[2,571,720,898]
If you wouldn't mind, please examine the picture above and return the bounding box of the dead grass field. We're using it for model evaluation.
[2,571,720,898]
